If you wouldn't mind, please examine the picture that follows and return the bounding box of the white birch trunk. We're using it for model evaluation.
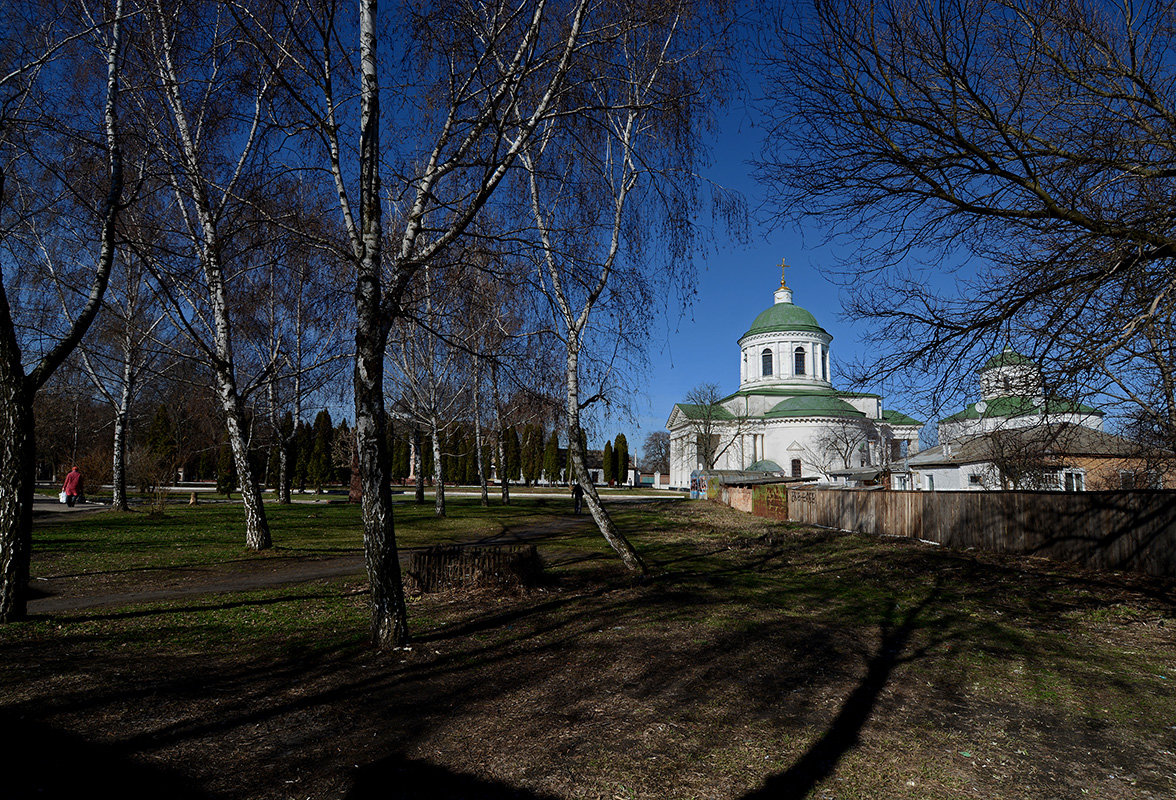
[565,341,647,574]
[353,0,409,648]
[431,414,445,517]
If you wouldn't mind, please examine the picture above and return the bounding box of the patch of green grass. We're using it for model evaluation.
[32,497,575,577]
[7,577,372,657]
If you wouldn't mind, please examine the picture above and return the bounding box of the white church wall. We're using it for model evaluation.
[762,419,849,479]
[746,395,773,416]
[980,364,1041,399]
[668,430,697,489]
[738,330,834,392]
[843,396,881,417]
[940,410,1104,445]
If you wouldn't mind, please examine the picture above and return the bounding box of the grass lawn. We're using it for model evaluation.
[2,498,1174,799]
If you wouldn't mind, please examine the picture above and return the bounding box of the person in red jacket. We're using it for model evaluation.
[62,466,84,507]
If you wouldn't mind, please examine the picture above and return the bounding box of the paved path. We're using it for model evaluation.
[31,495,108,525]
[26,499,662,615]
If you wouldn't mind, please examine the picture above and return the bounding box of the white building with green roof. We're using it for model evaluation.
[666,268,923,488]
[905,349,1110,491]
[936,348,1104,444]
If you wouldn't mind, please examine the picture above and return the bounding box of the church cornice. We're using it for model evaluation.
[738,329,830,346]
[720,387,881,403]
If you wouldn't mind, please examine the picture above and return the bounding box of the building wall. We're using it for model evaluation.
[752,484,790,520]
[723,485,755,513]
[914,465,965,491]
[738,330,832,390]
[1066,456,1176,490]
[844,396,882,417]
[912,456,1176,492]
[940,411,1103,444]
[672,415,924,486]
[668,430,696,489]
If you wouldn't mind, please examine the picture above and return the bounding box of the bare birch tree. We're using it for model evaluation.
[0,0,126,621]
[130,0,288,549]
[387,264,470,518]
[517,4,718,574]
[679,382,752,470]
[43,238,166,511]
[240,192,351,504]
[234,0,596,647]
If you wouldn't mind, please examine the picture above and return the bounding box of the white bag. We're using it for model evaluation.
[59,491,67,504]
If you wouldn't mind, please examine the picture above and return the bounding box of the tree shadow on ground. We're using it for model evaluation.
[8,504,1168,800]
[0,712,207,799]
[42,589,350,625]
[739,587,941,799]
[346,755,561,799]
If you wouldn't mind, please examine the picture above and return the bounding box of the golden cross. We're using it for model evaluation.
[778,257,789,288]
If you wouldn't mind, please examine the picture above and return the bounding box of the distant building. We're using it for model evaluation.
[936,348,1104,444]
[666,264,923,488]
[910,350,1169,490]
[907,422,1171,491]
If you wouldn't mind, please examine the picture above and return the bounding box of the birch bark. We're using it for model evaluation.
[146,0,272,549]
[0,1,126,620]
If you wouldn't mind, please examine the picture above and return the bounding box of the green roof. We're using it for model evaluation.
[747,460,783,472]
[673,402,737,421]
[741,302,828,338]
[881,409,924,426]
[765,395,865,419]
[939,395,1104,424]
[979,348,1034,371]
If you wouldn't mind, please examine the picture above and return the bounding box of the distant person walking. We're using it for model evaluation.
[572,482,584,515]
[62,466,84,507]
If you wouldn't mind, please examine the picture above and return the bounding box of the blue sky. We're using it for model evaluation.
[607,100,920,453]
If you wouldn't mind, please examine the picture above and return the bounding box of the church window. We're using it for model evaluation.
[790,458,802,478]
[794,346,806,375]
[761,348,773,377]
[821,345,828,381]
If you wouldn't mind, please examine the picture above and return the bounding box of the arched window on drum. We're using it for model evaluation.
[761,348,773,377]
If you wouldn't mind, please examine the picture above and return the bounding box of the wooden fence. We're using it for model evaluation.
[785,488,1176,577]
[404,544,544,593]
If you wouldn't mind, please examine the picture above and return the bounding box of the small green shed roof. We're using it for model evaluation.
[747,460,784,472]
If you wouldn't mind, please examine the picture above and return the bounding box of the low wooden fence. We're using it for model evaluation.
[785,488,1176,578]
[404,544,544,593]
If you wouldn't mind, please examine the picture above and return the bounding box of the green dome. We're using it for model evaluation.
[742,302,828,338]
[765,395,865,419]
[747,460,783,472]
[979,348,1034,372]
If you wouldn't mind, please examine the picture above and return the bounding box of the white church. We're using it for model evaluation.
[666,264,924,488]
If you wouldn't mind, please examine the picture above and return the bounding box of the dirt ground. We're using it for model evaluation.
[4,502,1175,800]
